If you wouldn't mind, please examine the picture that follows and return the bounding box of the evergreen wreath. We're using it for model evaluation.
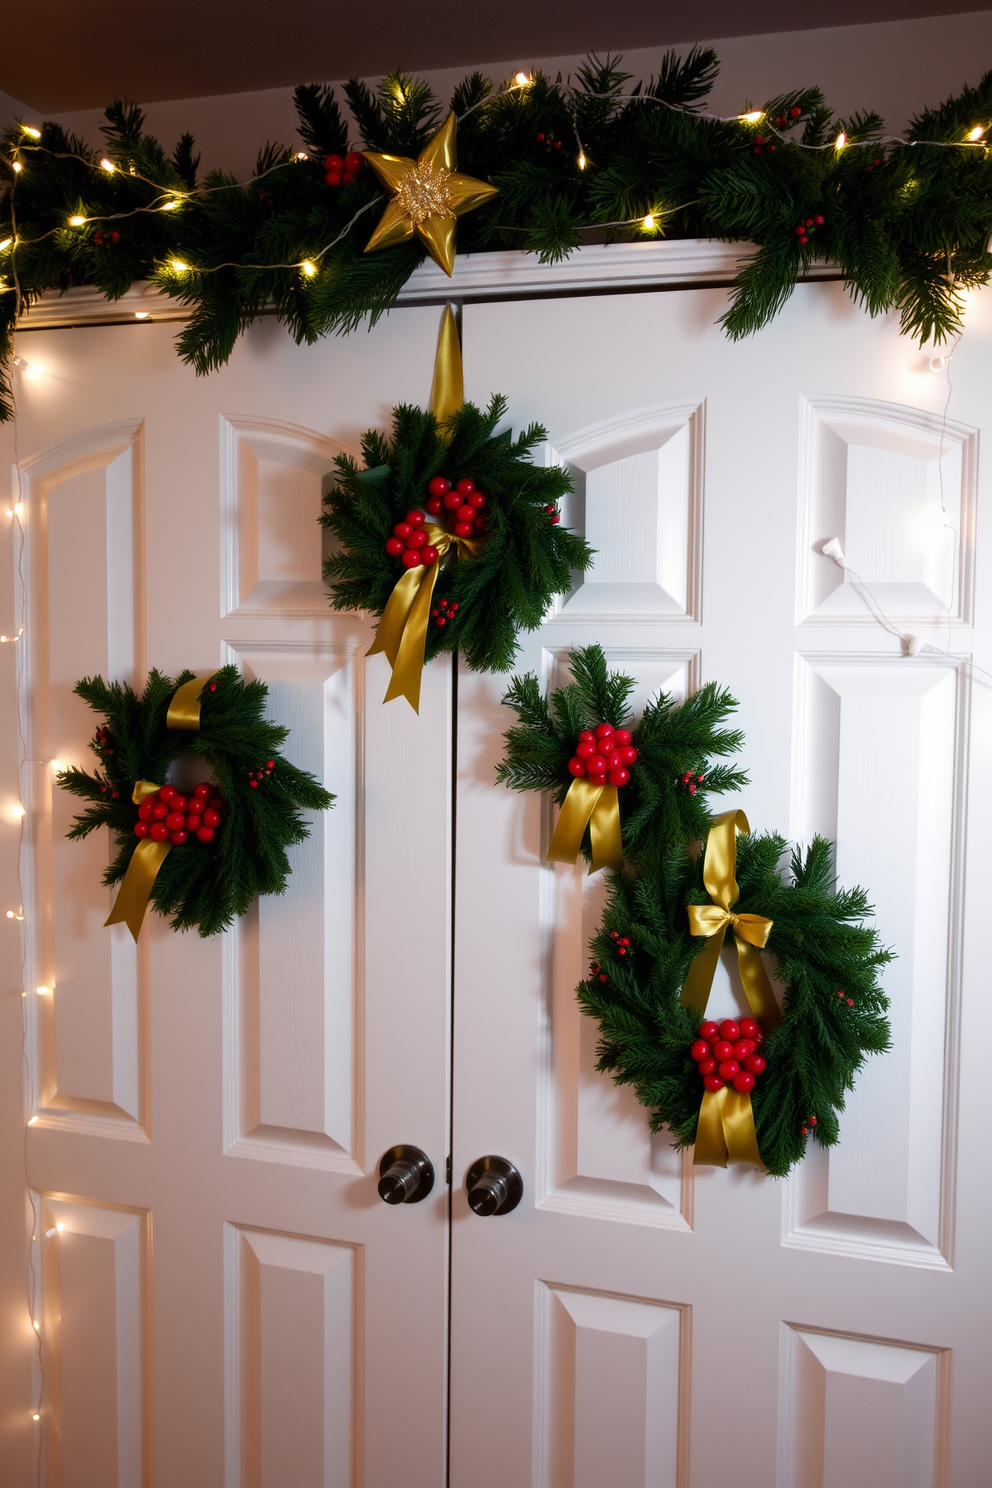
[3,52,992,417]
[320,396,591,674]
[495,645,748,865]
[579,830,892,1176]
[58,665,335,936]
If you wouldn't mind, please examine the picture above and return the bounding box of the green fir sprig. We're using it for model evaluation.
[496,645,748,864]
[2,54,992,417]
[320,397,591,673]
[58,665,334,936]
[579,831,892,1177]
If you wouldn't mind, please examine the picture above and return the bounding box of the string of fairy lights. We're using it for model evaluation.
[2,71,991,306]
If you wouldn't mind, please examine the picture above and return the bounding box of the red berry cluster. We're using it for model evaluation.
[690,1017,766,1093]
[324,151,364,187]
[425,476,488,539]
[752,136,777,156]
[836,988,854,1007]
[680,769,705,795]
[800,1113,818,1137]
[794,213,825,246]
[535,130,563,153]
[92,229,121,247]
[248,761,275,789]
[864,156,883,174]
[589,961,609,984]
[567,723,637,788]
[771,106,804,128]
[545,503,561,524]
[430,596,459,627]
[386,509,441,570]
[134,782,225,846]
[608,929,632,957]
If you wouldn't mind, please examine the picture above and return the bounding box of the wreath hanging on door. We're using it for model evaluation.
[57,665,335,939]
[495,645,749,871]
[580,813,892,1176]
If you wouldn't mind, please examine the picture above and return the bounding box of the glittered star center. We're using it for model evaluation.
[396,161,454,226]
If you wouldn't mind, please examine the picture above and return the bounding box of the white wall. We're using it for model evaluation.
[19,10,992,178]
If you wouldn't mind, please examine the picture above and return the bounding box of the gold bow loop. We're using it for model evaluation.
[105,673,218,941]
[547,777,623,875]
[367,524,481,711]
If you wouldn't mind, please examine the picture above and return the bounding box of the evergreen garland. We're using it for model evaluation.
[320,397,591,673]
[58,665,335,935]
[580,831,892,1177]
[2,52,992,417]
[496,645,748,864]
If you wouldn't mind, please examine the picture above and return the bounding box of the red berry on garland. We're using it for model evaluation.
[815,214,824,225]
[456,505,475,523]
[473,517,487,533]
[150,822,170,841]
[172,796,189,813]
[456,478,475,496]
[134,821,150,838]
[209,682,217,692]
[407,528,428,548]
[325,171,342,186]
[111,231,120,243]
[435,616,446,626]
[468,491,486,509]
[738,1016,759,1038]
[443,491,462,511]
[421,547,438,567]
[719,1019,740,1042]
[550,512,560,524]
[203,808,221,828]
[536,132,545,142]
[568,757,586,777]
[613,729,633,746]
[734,1040,755,1060]
[586,754,606,776]
[711,1040,733,1062]
[266,761,274,770]
[406,509,425,527]
[165,811,186,831]
[690,1040,710,1062]
[197,826,215,842]
[595,723,615,740]
[698,1057,717,1076]
[837,990,845,998]
[744,1054,765,1074]
[402,549,422,568]
[186,815,201,831]
[386,537,405,557]
[94,231,104,246]
[428,477,450,497]
[718,1060,740,1081]
[703,1075,725,1092]
[790,106,802,117]
[847,998,854,1006]
[159,785,176,801]
[617,746,638,765]
[795,225,806,235]
[809,1116,817,1126]
[608,768,629,787]
[576,740,597,760]
[138,801,156,823]
[325,154,344,172]
[733,1071,756,1093]
[192,783,211,799]
[579,730,596,743]
[344,151,364,175]
[151,802,169,821]
[170,830,188,845]
[698,1021,719,1041]
[805,217,813,226]
[394,522,412,539]
[426,496,443,515]
[454,522,473,537]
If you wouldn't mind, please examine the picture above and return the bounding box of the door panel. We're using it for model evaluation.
[452,283,992,1486]
[2,310,452,1486]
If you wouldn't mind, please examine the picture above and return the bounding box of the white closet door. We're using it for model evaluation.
[451,281,992,1487]
[0,309,451,1487]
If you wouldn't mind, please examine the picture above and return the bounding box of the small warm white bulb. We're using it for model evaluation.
[9,804,25,819]
[55,1222,65,1232]
[32,1413,40,1421]
[12,162,23,173]
[300,259,317,276]
[28,1117,38,1127]
[0,238,12,252]
[295,151,308,160]
[134,311,149,319]
[835,131,847,150]
[68,215,86,227]
[13,500,24,515]
[515,72,532,87]
[170,259,189,272]
[35,986,52,996]
[21,126,41,139]
[967,125,985,142]
[642,213,657,231]
[100,157,115,172]
[160,199,181,211]
[739,110,763,123]
[577,152,587,170]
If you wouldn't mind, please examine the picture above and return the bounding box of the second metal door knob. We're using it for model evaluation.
[465,1155,523,1216]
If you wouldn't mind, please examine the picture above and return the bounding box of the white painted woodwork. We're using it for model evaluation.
[1,308,454,1485]
[451,280,992,1487]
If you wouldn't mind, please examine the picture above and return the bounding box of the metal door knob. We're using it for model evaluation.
[377,1145,435,1204]
[465,1155,523,1216]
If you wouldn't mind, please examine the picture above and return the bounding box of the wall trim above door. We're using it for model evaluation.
[17,239,841,331]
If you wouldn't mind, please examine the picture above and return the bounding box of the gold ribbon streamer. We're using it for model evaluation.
[368,525,481,711]
[430,303,463,433]
[105,673,218,940]
[547,777,623,874]
[166,672,218,731]
[679,809,778,1171]
[680,809,778,1027]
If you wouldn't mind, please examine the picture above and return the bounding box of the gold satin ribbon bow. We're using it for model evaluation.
[105,672,216,941]
[367,525,481,711]
[680,809,778,1169]
[547,777,623,874]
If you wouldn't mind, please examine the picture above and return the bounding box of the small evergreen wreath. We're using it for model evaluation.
[58,665,335,937]
[579,830,892,1176]
[495,645,749,866]
[320,397,592,675]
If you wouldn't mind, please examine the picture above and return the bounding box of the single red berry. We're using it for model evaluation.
[138,801,156,823]
[421,546,438,567]
[171,796,188,814]
[468,492,486,509]
[428,477,450,497]
[209,683,217,692]
[698,1021,719,1041]
[744,1054,765,1074]
[799,235,808,245]
[690,1040,710,1062]
[586,754,606,775]
[790,106,802,117]
[454,522,473,537]
[550,513,560,523]
[711,1040,733,1062]
[473,517,487,533]
[94,231,104,245]
[837,990,845,999]
[815,214,824,225]
[617,947,627,957]
[703,1075,725,1092]
[325,171,342,187]
[203,808,221,828]
[443,491,462,511]
[608,768,630,787]
[595,723,615,740]
[449,603,459,612]
[134,821,150,838]
[402,549,422,568]
[436,616,446,626]
[407,528,428,549]
[165,811,186,831]
[619,938,630,947]
[186,815,201,831]
[150,822,170,841]
[159,785,176,801]
[536,132,545,142]
[733,1071,756,1093]
[698,1057,717,1076]
[266,761,274,770]
[439,598,448,607]
[805,217,813,226]
[170,830,188,845]
[688,782,697,793]
[718,1060,740,1081]
[456,504,475,523]
[151,802,169,821]
[426,496,442,515]
[613,729,633,746]
[193,783,212,799]
[733,1040,752,1061]
[110,231,120,242]
[795,225,806,235]
[406,509,425,527]
[344,151,364,175]
[756,136,765,145]
[568,757,587,777]
[617,745,637,765]
[800,1126,809,1136]
[555,140,562,149]
[545,504,555,514]
[197,826,215,842]
[456,478,475,496]
[325,154,344,171]
[810,1116,817,1126]
[249,779,258,788]
[576,740,597,760]
[719,1019,740,1042]
[394,522,412,539]
[847,998,854,1006]
[386,537,405,556]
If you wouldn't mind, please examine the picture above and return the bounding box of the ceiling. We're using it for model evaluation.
[3,0,988,112]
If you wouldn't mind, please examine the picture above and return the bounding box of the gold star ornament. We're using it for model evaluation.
[363,113,498,277]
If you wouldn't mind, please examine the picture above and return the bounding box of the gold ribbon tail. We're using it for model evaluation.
[105,838,171,941]
[431,303,463,432]
[548,778,624,873]
[694,1086,765,1169]
[166,672,218,731]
